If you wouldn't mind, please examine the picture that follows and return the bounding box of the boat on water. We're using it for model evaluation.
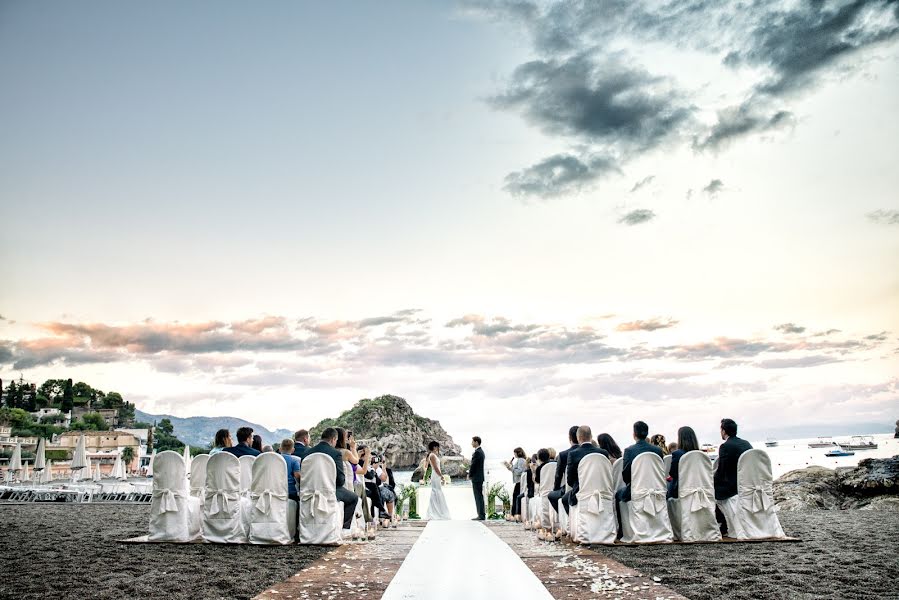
[838,436,878,451]
[826,449,855,457]
[809,437,837,448]
[765,438,778,447]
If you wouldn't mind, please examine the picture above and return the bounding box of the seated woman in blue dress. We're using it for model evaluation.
[667,426,700,499]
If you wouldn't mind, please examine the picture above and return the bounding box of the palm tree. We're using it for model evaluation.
[121,446,135,472]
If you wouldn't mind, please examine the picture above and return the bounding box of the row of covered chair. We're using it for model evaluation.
[149,450,347,544]
[528,449,784,544]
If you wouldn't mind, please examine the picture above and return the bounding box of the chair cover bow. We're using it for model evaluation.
[208,490,237,516]
[740,484,772,513]
[632,488,667,515]
[680,487,714,512]
[301,489,331,518]
[250,489,286,514]
[152,488,184,513]
[579,489,612,514]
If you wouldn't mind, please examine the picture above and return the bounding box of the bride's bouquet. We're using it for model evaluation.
[442,474,451,485]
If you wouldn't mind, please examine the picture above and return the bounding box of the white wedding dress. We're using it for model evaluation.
[426,455,451,520]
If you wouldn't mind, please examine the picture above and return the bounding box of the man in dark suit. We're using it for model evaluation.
[224,426,261,457]
[548,425,579,517]
[714,418,752,536]
[561,425,609,514]
[292,429,310,459]
[469,436,486,520]
[305,427,358,530]
[614,421,663,536]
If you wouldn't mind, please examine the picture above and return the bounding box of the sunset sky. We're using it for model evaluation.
[1,1,897,453]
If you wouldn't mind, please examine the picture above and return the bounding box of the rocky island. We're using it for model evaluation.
[310,394,469,478]
[774,455,899,511]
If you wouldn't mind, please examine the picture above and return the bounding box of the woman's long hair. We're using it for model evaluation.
[597,433,622,459]
[677,426,700,453]
[213,428,230,449]
[650,434,669,456]
[513,447,525,459]
[251,434,263,453]
[335,427,347,450]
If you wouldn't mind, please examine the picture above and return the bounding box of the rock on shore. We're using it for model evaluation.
[310,395,462,470]
[775,455,899,510]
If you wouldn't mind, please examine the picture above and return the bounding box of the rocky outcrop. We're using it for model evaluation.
[774,456,899,511]
[411,456,470,481]
[310,395,462,470]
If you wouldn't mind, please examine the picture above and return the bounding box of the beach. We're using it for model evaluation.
[1,503,897,599]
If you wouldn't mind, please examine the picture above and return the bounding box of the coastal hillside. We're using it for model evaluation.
[310,395,462,469]
[135,409,292,449]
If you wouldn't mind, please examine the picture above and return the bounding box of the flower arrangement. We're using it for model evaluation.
[397,483,421,519]
[442,474,451,485]
[487,482,510,519]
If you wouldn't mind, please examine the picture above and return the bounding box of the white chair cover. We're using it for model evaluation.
[718,449,785,539]
[299,453,341,544]
[619,453,673,543]
[611,458,624,492]
[189,454,209,498]
[247,453,294,544]
[239,455,256,494]
[519,472,529,523]
[203,452,247,543]
[538,462,557,530]
[148,451,201,542]
[343,461,365,533]
[663,454,672,474]
[667,451,720,542]
[571,454,616,544]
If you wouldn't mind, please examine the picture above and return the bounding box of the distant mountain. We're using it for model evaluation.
[135,409,293,449]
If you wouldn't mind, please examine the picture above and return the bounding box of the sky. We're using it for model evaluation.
[1,0,898,455]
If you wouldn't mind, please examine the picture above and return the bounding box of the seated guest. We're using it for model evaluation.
[224,427,261,457]
[714,418,752,535]
[512,454,535,521]
[376,455,397,520]
[261,445,274,453]
[305,427,358,530]
[667,442,678,454]
[547,447,557,460]
[650,434,670,456]
[279,439,302,502]
[293,429,311,459]
[252,434,264,453]
[210,428,232,455]
[534,448,552,485]
[548,426,579,518]
[667,426,699,499]
[616,421,663,504]
[562,425,609,514]
[361,446,386,520]
[597,433,622,462]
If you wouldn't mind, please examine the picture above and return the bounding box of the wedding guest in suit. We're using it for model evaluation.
[292,429,310,459]
[667,426,699,499]
[548,426,579,518]
[209,429,232,455]
[251,434,264,453]
[469,436,486,520]
[279,438,302,538]
[597,433,622,462]
[714,418,752,535]
[306,427,358,530]
[650,434,670,456]
[224,427,261,457]
[616,421,663,503]
[562,425,609,514]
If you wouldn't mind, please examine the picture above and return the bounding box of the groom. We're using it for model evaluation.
[469,436,486,520]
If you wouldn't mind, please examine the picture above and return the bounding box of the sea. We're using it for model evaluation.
[394,433,898,520]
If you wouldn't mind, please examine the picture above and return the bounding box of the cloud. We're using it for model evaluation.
[617,318,678,332]
[702,179,724,196]
[618,209,656,226]
[867,209,899,225]
[629,175,655,193]
[503,153,620,198]
[694,103,794,151]
[756,355,841,369]
[774,323,806,334]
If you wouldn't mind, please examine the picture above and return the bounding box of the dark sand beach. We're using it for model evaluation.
[598,510,899,600]
[1,504,898,599]
[0,504,328,600]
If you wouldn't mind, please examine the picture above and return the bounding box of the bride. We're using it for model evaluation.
[425,441,451,520]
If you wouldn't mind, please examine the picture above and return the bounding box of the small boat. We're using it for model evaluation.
[808,437,837,448]
[838,436,878,451]
[765,438,778,447]
[825,449,855,457]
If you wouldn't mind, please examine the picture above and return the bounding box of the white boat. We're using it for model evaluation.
[809,437,837,448]
[765,438,778,447]
[838,436,878,451]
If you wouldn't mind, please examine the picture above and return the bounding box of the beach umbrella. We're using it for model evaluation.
[110,452,127,480]
[39,460,52,484]
[92,459,101,482]
[182,445,191,476]
[10,442,23,471]
[84,458,93,481]
[147,449,156,477]
[71,434,89,471]
[22,462,31,482]
[34,438,46,471]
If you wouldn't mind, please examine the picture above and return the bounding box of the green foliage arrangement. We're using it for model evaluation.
[487,482,510,520]
[397,483,420,519]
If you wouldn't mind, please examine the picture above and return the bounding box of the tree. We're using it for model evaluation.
[23,384,37,412]
[121,446,135,467]
[153,418,185,452]
[83,413,108,431]
[102,391,124,409]
[117,401,135,427]
[61,379,74,413]
[72,381,93,399]
[4,380,16,409]
[38,379,66,405]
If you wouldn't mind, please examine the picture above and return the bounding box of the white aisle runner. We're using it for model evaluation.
[381,521,554,600]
